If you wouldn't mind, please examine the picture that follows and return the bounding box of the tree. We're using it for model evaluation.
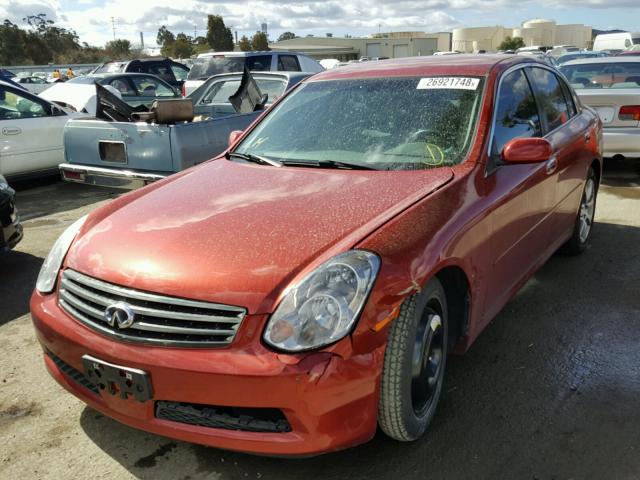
[171,33,193,58]
[238,35,251,51]
[498,36,525,51]
[156,25,175,47]
[206,15,233,51]
[105,39,131,58]
[277,31,296,42]
[251,31,269,51]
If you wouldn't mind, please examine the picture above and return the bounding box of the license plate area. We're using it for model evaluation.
[82,355,153,402]
[98,141,127,163]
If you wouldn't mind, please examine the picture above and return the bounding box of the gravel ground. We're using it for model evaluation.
[1,160,639,480]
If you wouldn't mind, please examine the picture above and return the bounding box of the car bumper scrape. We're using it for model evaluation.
[31,292,383,456]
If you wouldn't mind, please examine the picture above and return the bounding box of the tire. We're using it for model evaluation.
[559,167,598,256]
[378,277,448,441]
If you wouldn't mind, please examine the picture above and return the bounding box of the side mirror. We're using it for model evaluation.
[228,130,243,148]
[502,137,553,164]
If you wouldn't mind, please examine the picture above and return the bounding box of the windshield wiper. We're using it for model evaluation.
[226,152,282,167]
[279,159,377,170]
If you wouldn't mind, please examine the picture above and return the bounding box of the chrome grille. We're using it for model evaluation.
[58,269,246,347]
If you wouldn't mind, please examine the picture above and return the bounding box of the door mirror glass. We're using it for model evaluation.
[502,137,553,164]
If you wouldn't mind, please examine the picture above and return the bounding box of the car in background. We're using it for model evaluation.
[16,76,51,94]
[618,47,640,57]
[188,71,310,118]
[0,81,85,182]
[560,57,640,160]
[184,51,323,95]
[40,73,180,112]
[32,55,601,456]
[91,58,189,91]
[593,32,640,53]
[59,71,314,188]
[556,51,609,65]
[0,174,22,251]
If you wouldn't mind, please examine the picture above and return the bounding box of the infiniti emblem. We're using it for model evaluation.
[104,302,135,329]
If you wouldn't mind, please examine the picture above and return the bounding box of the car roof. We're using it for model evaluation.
[561,57,640,66]
[312,54,539,81]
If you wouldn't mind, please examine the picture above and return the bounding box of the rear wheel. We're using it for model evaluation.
[560,168,598,255]
[378,278,448,441]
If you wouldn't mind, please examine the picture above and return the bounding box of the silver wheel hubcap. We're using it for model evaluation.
[579,178,595,243]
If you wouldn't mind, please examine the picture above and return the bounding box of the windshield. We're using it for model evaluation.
[187,55,272,80]
[234,77,484,171]
[560,62,640,88]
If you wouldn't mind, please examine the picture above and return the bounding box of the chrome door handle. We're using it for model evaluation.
[545,156,557,175]
[584,133,591,143]
[2,127,21,135]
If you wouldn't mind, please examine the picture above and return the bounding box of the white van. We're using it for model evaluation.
[593,32,640,52]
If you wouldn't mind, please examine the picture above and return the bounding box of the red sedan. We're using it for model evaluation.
[31,55,602,456]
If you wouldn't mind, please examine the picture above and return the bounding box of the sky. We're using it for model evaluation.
[0,0,639,48]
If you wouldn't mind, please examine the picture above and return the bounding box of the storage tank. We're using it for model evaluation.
[519,18,556,46]
[452,26,506,52]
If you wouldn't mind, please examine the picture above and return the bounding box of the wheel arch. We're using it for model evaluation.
[434,264,471,350]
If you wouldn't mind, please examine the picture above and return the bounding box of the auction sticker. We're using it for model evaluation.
[417,77,480,90]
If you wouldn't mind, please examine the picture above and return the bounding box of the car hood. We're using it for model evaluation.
[66,160,453,313]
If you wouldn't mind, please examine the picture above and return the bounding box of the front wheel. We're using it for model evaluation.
[378,278,448,441]
[560,168,598,256]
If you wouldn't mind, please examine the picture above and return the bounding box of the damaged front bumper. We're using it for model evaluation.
[59,163,168,190]
[31,291,383,456]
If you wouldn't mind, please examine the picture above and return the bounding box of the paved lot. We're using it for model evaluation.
[1,161,639,479]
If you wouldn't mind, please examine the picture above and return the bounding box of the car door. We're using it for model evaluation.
[0,85,67,178]
[526,65,596,248]
[482,66,558,320]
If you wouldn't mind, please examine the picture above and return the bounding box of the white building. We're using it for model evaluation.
[452,19,593,52]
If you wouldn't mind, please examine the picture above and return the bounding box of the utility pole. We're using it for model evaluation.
[140,31,144,49]
[194,25,197,39]
[111,17,116,40]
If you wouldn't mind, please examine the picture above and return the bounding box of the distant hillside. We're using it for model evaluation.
[592,29,626,39]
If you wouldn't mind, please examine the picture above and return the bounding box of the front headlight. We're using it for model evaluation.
[263,250,380,352]
[36,215,87,294]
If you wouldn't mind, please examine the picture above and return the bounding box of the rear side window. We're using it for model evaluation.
[245,55,272,71]
[491,69,542,157]
[148,64,177,84]
[278,55,301,71]
[170,64,189,81]
[527,67,570,132]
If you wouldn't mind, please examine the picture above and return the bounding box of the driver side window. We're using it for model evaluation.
[491,69,542,159]
[0,88,48,120]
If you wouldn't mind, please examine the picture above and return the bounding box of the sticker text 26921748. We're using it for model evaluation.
[417,77,480,90]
